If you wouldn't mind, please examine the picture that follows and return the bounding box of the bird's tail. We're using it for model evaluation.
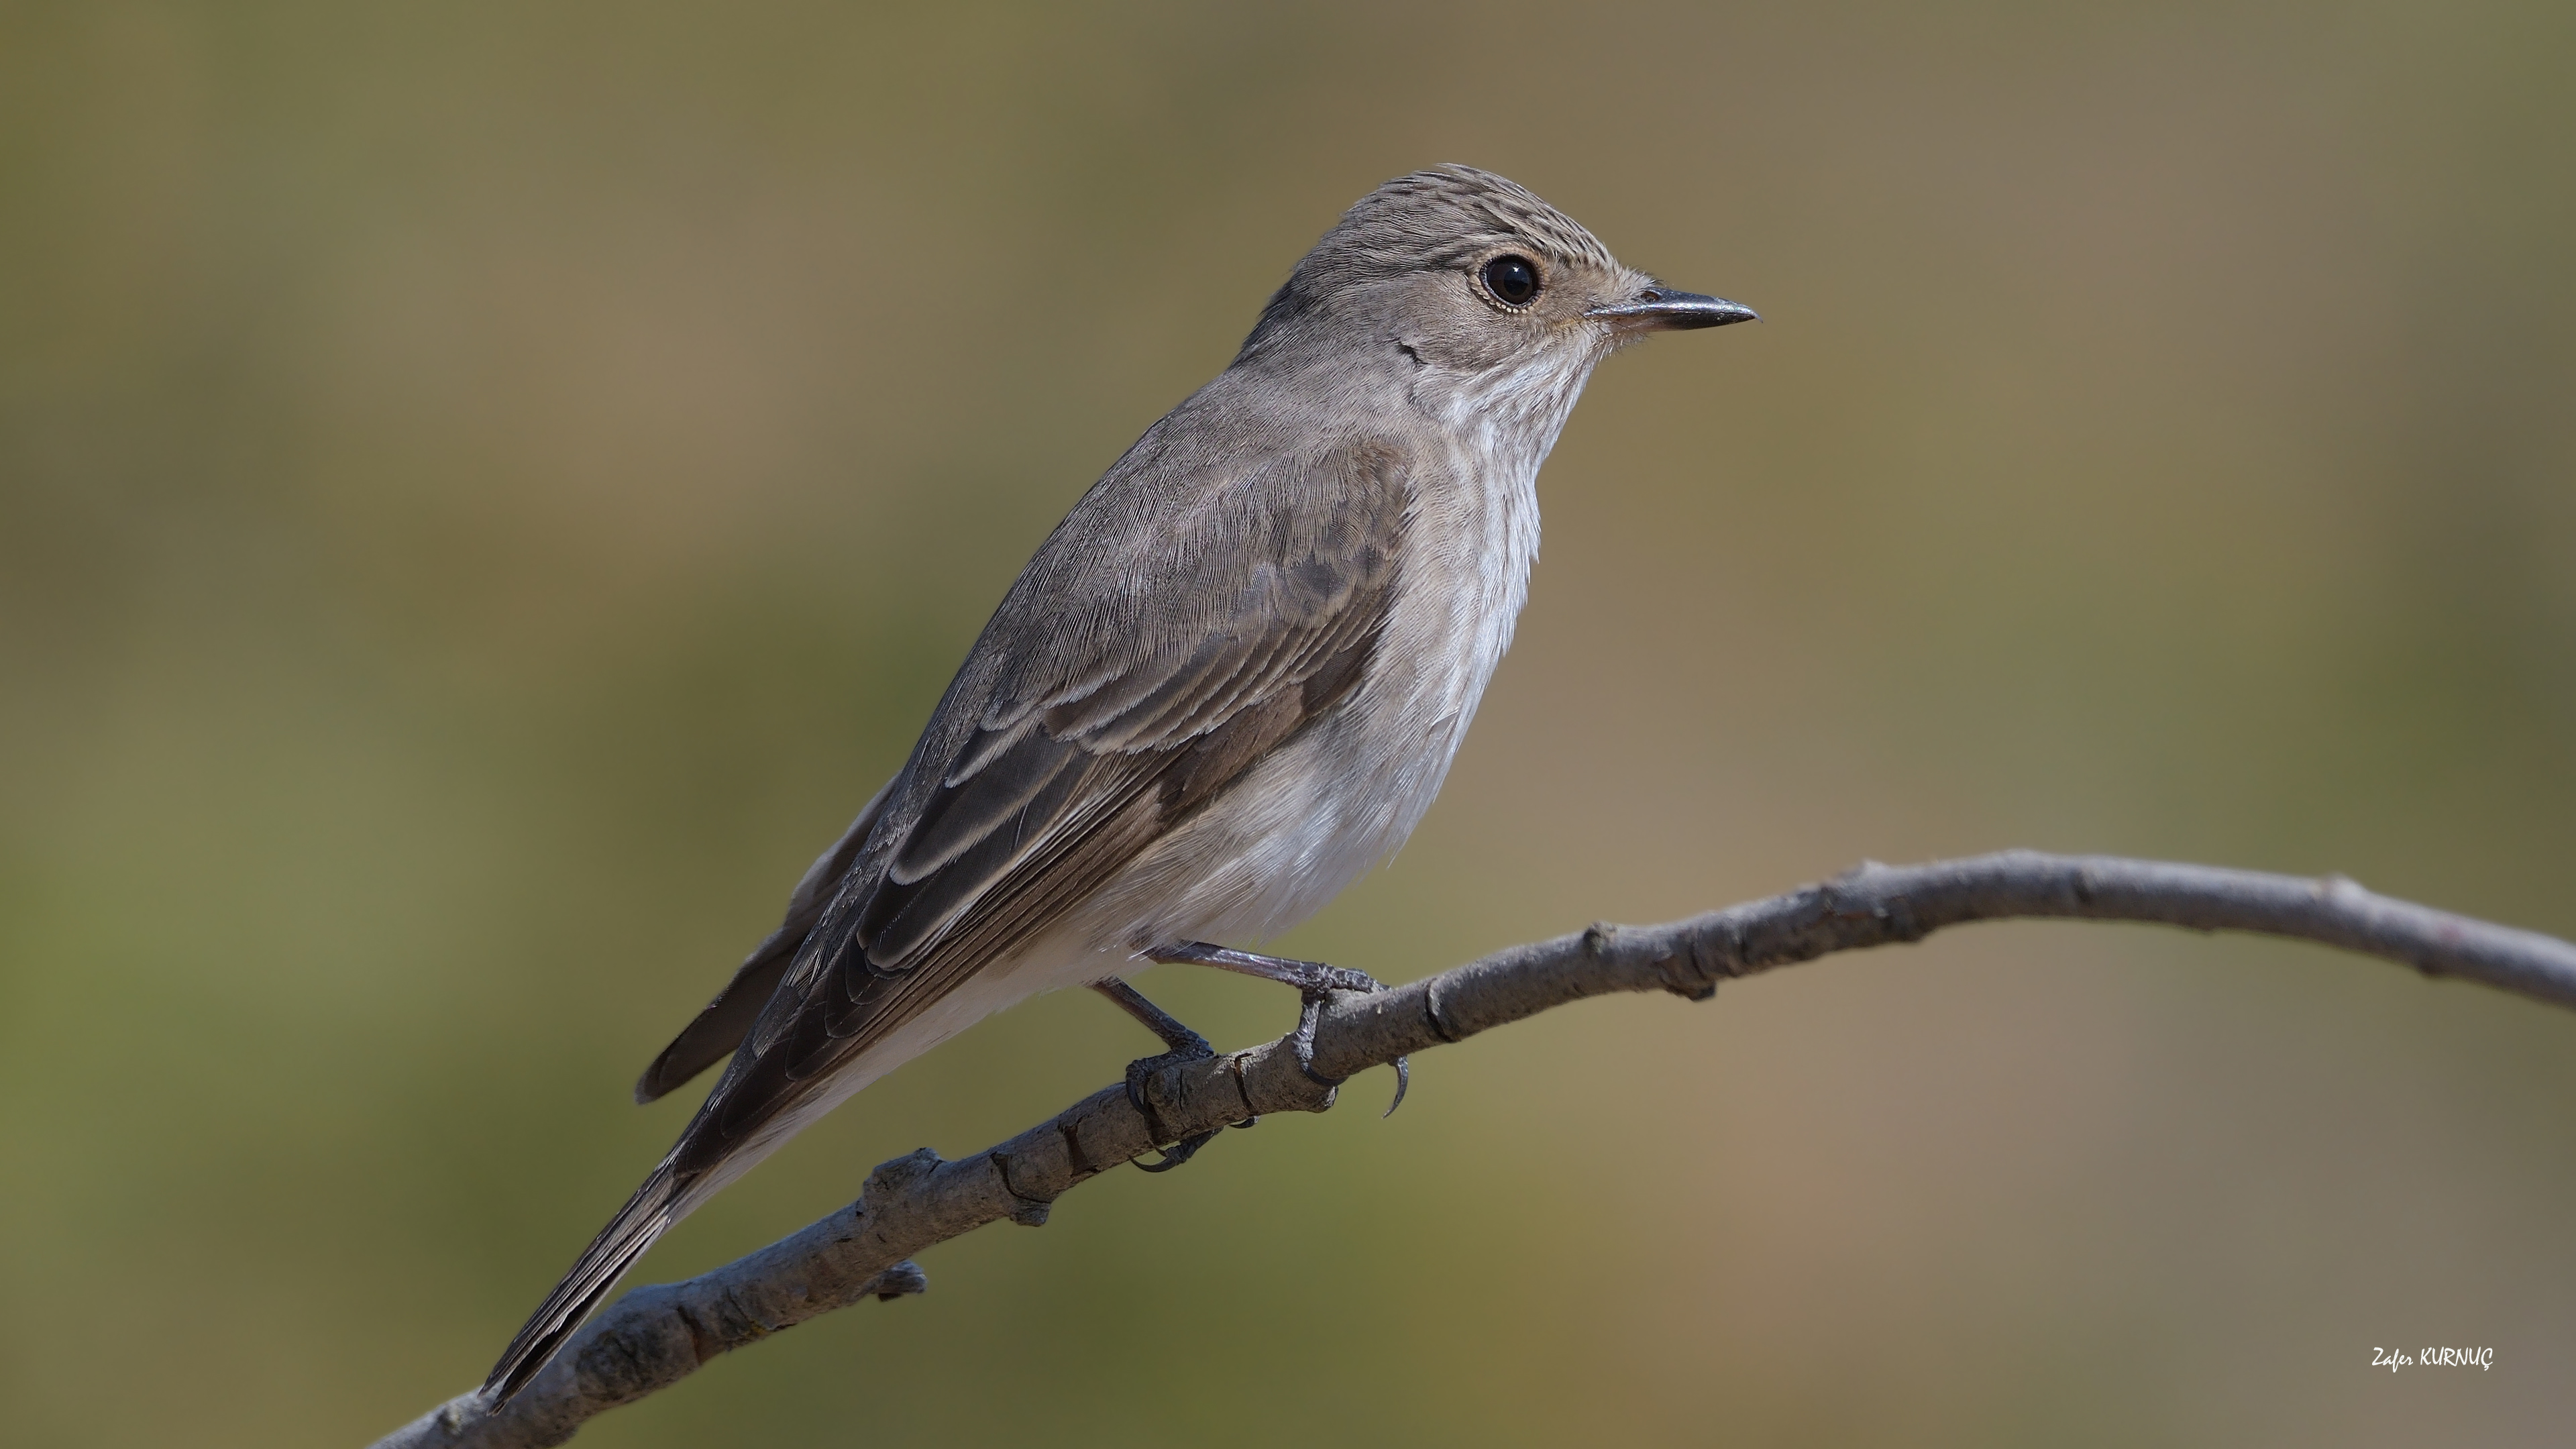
[482,1159,695,1409]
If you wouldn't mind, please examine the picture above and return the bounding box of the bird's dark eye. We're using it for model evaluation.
[1481,254,1540,307]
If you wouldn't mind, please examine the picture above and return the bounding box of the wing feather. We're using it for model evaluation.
[672,439,1407,1175]
[629,776,894,1103]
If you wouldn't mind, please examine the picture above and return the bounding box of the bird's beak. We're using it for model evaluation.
[1586,285,1760,332]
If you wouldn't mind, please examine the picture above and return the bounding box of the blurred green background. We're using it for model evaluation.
[5,1,2573,1444]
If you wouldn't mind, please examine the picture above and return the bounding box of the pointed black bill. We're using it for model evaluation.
[1587,286,1760,331]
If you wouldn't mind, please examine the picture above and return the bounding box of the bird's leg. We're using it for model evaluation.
[1089,979,1238,1172]
[1143,941,1409,1116]
[1092,977,1214,1102]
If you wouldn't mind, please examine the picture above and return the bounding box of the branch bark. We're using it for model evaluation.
[370,850,2576,1448]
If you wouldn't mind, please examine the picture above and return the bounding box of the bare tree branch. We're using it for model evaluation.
[369,850,2576,1448]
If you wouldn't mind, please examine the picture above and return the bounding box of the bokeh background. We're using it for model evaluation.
[5,2,2573,1445]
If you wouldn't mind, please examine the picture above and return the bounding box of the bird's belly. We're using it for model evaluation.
[1069,460,1540,962]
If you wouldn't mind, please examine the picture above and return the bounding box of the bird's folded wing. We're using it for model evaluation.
[672,438,1411,1172]
[631,775,896,1104]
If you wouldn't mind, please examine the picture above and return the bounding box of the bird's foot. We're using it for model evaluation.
[1126,1048,1263,1173]
[1146,941,1411,1117]
[1122,1039,1214,1116]
[1093,978,1253,1172]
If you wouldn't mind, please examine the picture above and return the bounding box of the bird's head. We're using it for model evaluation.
[1238,164,1754,426]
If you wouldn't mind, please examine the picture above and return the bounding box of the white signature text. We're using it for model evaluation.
[2373,1346,2493,1373]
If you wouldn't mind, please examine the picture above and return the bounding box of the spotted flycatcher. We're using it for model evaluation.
[486,164,1754,1404]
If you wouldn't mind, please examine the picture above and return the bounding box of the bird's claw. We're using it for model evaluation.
[1289,971,1410,1118]
[1290,987,1342,1086]
[1134,1112,1258,1172]
[1136,1127,1221,1172]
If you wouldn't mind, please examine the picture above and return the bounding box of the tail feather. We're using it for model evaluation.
[482,1162,692,1409]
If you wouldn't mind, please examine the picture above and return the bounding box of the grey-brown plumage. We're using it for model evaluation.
[486,164,1752,1406]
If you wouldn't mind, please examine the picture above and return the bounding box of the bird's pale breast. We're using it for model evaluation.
[1067,433,1544,961]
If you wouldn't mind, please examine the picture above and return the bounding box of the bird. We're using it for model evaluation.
[482,163,1754,1407]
